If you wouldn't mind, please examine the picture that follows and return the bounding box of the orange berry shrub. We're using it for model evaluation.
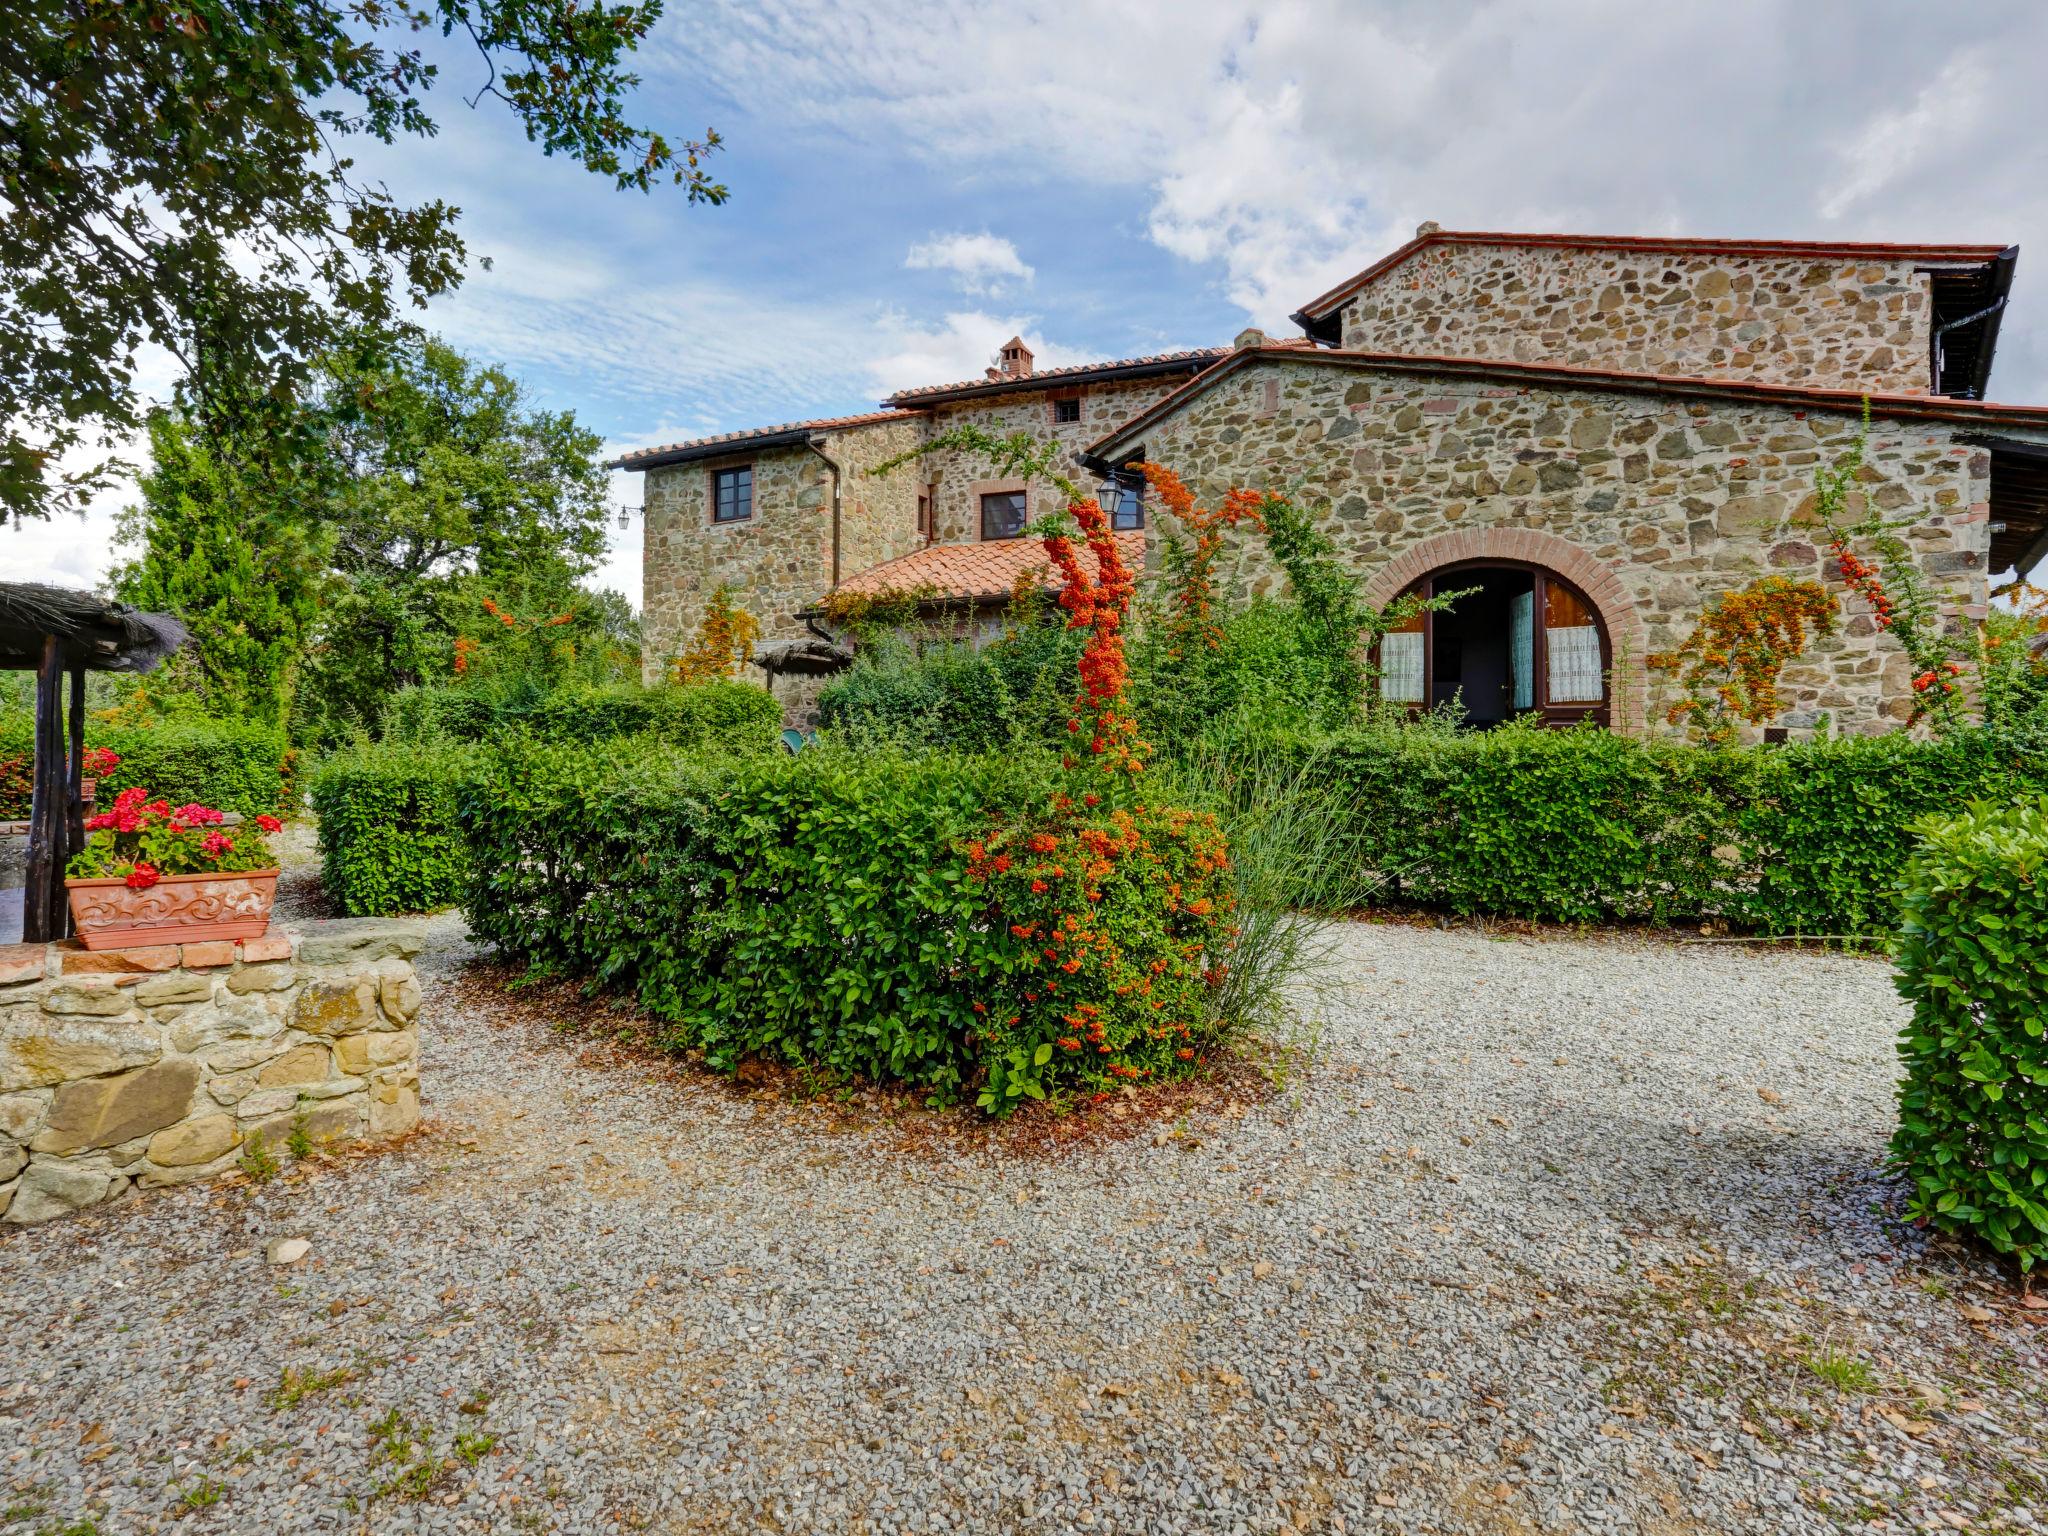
[1648,576,1839,745]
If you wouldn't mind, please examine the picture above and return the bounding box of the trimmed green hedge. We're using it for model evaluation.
[310,743,480,915]
[457,743,1235,1108]
[386,680,780,753]
[0,713,287,818]
[1268,723,2048,935]
[1890,798,2048,1271]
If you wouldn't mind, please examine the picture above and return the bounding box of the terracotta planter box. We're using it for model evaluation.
[65,868,280,950]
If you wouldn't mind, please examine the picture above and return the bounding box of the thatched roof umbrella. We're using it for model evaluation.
[0,582,187,943]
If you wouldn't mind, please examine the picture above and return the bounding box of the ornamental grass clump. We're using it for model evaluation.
[66,786,280,888]
[1889,798,2048,1273]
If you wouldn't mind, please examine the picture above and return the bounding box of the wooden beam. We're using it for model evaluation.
[65,665,85,872]
[23,634,67,943]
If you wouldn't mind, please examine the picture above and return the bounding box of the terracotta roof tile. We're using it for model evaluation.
[610,410,924,470]
[884,349,1228,405]
[829,531,1148,605]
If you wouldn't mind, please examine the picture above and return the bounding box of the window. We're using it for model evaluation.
[1052,397,1081,425]
[1109,477,1145,531]
[712,465,753,524]
[916,483,933,541]
[980,489,1029,541]
[1377,560,1610,727]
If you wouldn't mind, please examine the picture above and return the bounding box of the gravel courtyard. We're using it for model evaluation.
[3,917,2044,1536]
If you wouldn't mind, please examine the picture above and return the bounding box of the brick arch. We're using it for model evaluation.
[1362,527,1651,734]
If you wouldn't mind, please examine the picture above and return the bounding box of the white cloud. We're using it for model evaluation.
[661,0,2048,400]
[904,232,1034,293]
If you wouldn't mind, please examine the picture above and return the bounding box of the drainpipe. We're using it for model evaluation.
[804,435,844,589]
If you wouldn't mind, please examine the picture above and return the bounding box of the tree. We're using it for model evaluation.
[1,0,725,524]
[295,334,615,736]
[110,410,329,725]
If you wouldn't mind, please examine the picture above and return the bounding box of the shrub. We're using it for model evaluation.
[1258,722,2048,934]
[385,680,779,754]
[310,742,481,915]
[0,712,288,818]
[816,622,1083,753]
[1890,798,2048,1272]
[459,743,1236,1109]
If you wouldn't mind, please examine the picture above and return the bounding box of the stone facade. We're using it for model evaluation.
[638,375,1192,684]
[1119,353,1999,735]
[0,919,425,1225]
[1334,241,1938,393]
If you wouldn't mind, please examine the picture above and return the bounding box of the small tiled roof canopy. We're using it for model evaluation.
[827,530,1149,606]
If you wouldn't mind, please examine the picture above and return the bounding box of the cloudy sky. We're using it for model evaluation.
[10,0,2048,602]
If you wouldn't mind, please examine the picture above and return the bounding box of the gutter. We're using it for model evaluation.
[803,435,844,590]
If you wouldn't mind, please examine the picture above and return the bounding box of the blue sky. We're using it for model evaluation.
[10,0,2048,600]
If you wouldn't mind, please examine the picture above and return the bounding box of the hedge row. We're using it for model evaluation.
[386,679,780,754]
[0,713,289,819]
[1266,723,2048,935]
[1890,798,2048,1271]
[309,744,479,915]
[456,743,1235,1108]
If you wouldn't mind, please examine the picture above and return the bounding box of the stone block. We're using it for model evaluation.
[0,1090,47,1141]
[0,943,45,987]
[146,1113,239,1168]
[369,1084,419,1137]
[239,933,294,964]
[335,1030,416,1075]
[224,962,294,995]
[4,1159,111,1224]
[290,978,383,1036]
[248,1098,364,1147]
[33,1060,201,1153]
[200,1036,290,1074]
[235,1087,299,1119]
[169,995,284,1053]
[41,980,140,1018]
[295,920,426,967]
[379,973,421,1025]
[257,1043,331,1088]
[55,943,180,977]
[179,941,236,970]
[1,1013,160,1092]
[134,973,214,1008]
[0,1135,23,1182]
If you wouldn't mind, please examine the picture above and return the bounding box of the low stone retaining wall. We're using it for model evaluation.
[0,918,425,1225]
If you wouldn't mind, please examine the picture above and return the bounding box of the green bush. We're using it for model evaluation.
[0,712,287,818]
[310,743,481,915]
[816,623,1082,752]
[386,680,779,753]
[1259,722,2048,934]
[458,743,1236,1109]
[1890,798,2048,1271]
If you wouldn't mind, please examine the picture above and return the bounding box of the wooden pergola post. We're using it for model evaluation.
[23,634,69,942]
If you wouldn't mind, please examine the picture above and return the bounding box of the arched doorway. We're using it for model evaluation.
[1378,560,1611,726]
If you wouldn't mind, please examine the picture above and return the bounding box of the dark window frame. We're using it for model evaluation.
[711,464,754,525]
[980,488,1029,542]
[1051,396,1082,425]
[1109,476,1145,531]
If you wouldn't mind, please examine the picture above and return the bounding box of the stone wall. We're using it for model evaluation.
[921,375,1194,548]
[0,919,425,1225]
[1341,243,1937,395]
[1127,355,1993,736]
[640,445,830,686]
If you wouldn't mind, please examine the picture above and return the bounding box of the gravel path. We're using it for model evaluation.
[3,916,2044,1536]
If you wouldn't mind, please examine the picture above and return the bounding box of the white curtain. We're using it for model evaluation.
[1380,631,1424,702]
[1547,625,1603,702]
[1509,590,1533,711]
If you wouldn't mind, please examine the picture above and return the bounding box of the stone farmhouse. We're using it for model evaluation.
[617,226,2048,734]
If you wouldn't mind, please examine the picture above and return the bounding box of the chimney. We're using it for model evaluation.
[1233,327,1267,350]
[1415,220,1442,238]
[997,336,1034,378]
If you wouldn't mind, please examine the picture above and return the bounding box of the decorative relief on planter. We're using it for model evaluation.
[65,869,280,951]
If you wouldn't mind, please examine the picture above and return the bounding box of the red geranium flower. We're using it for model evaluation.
[125,862,160,891]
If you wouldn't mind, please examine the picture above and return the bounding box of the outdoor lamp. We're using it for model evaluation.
[1096,473,1125,520]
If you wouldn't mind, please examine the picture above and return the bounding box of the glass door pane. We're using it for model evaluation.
[1544,581,1603,703]
[1509,589,1533,711]
[1380,606,1425,703]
